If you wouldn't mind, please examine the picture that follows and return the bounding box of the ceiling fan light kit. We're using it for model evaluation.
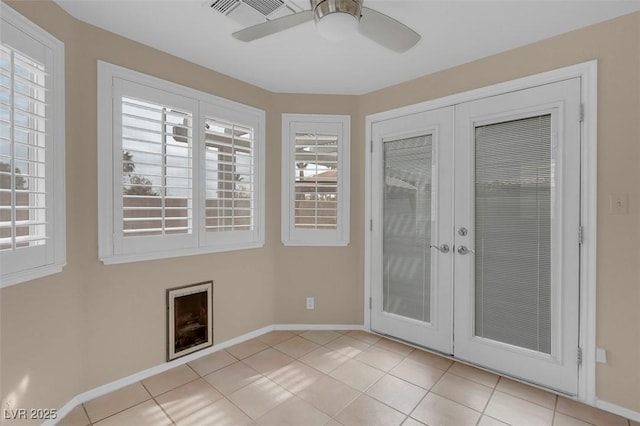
[312,0,362,40]
[231,0,421,52]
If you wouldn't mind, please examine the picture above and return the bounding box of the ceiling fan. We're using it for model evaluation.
[232,0,421,53]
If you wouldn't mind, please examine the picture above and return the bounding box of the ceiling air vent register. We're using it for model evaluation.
[209,0,298,27]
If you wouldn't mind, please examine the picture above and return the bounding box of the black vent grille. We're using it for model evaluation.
[210,0,285,16]
[210,0,239,14]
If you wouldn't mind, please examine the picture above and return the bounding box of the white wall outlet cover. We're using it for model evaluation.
[596,347,608,363]
[610,193,628,215]
[306,297,315,310]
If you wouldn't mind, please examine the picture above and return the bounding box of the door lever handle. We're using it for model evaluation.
[457,245,475,255]
[430,244,450,254]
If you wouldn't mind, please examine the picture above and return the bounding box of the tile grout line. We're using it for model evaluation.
[551,389,559,426]
[83,381,155,425]
[333,335,461,425]
[228,333,339,423]
[80,403,92,426]
[208,346,288,423]
[149,394,176,426]
[287,331,373,423]
[158,352,252,424]
[475,370,500,425]
[86,399,154,426]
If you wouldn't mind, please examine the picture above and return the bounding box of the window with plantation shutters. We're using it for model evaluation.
[282,114,350,246]
[98,62,264,264]
[0,3,65,288]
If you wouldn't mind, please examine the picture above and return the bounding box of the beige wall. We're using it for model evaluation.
[1,0,639,418]
[1,0,281,415]
[268,95,364,326]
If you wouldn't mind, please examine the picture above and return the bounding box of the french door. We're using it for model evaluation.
[370,107,455,354]
[370,78,581,394]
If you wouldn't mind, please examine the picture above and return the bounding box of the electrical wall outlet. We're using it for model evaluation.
[306,297,315,310]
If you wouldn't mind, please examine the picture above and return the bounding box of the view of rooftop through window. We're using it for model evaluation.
[204,117,254,233]
[121,97,193,237]
[294,132,338,230]
[120,97,256,237]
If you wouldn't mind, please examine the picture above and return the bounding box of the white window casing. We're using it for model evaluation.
[282,114,350,246]
[0,4,66,288]
[98,61,265,264]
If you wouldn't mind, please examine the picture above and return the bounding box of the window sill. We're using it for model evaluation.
[100,242,265,265]
[1,261,66,288]
[281,240,350,247]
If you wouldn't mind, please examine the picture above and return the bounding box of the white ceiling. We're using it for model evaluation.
[54,0,640,95]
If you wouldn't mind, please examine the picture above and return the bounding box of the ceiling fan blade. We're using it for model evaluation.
[232,10,314,42]
[358,7,421,53]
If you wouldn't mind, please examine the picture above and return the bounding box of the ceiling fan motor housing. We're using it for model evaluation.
[311,0,363,22]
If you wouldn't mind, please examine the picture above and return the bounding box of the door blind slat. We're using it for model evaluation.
[474,114,552,354]
[383,135,433,323]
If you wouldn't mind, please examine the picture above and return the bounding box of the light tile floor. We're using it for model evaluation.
[57,330,636,426]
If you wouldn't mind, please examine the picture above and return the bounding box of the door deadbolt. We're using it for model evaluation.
[458,227,468,237]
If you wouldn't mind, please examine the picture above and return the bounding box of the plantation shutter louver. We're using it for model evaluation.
[204,117,254,233]
[294,132,338,230]
[120,97,193,238]
[0,45,48,253]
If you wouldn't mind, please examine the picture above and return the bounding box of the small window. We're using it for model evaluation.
[0,4,66,287]
[282,114,350,246]
[98,62,264,264]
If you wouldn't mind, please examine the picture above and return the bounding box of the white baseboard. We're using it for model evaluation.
[273,324,364,332]
[596,398,640,422]
[48,324,363,425]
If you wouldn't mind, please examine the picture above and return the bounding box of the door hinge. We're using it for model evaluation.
[370,140,374,153]
[369,297,372,310]
[577,347,583,367]
[578,226,584,245]
[370,219,373,231]
[579,104,585,122]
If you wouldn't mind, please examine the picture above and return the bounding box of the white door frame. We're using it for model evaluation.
[364,60,597,404]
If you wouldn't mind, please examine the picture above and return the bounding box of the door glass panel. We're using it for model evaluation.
[474,115,552,354]
[383,135,433,322]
